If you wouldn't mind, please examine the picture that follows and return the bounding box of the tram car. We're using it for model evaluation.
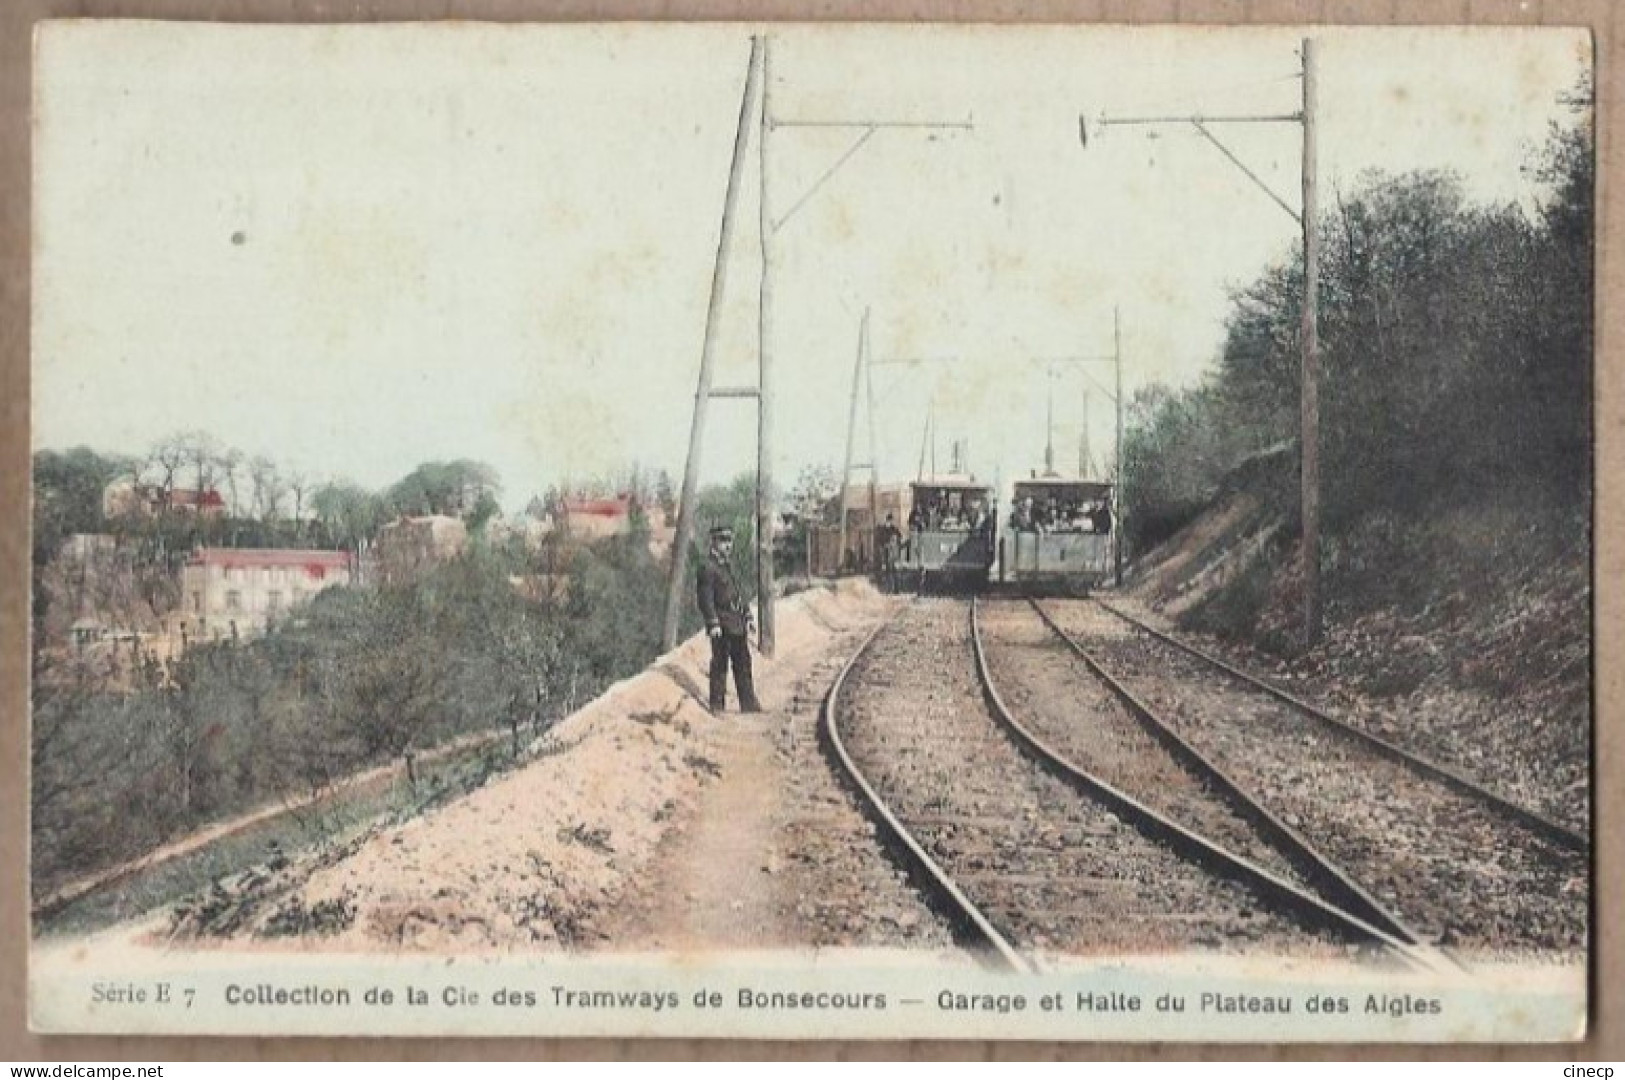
[998,477,1115,593]
[897,479,997,590]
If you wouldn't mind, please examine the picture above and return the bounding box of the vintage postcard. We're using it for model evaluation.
[27,21,1592,1040]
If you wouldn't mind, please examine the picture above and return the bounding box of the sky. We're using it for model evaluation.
[33,22,1590,512]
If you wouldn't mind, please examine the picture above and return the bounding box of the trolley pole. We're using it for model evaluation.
[1300,39,1323,645]
[661,38,762,653]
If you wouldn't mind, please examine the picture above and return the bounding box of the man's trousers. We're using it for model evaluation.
[708,631,759,712]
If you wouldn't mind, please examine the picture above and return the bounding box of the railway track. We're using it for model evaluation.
[1036,597,1588,958]
[821,597,1424,972]
[1093,598,1588,853]
[975,597,1425,949]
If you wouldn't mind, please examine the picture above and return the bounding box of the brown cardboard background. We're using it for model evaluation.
[1,0,1616,1061]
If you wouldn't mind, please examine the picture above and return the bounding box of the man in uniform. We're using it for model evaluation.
[695,525,762,715]
[876,513,901,592]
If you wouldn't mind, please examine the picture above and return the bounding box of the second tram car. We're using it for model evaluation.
[998,477,1115,592]
[897,479,997,589]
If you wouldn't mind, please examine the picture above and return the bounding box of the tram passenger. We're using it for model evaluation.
[1090,498,1113,535]
[906,504,925,562]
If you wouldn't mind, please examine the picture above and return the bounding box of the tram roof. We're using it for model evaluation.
[910,478,993,493]
[1013,477,1114,493]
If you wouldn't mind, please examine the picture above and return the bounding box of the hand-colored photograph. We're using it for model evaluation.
[27,21,1591,1041]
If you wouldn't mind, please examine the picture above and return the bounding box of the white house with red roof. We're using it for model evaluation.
[174,547,353,642]
[103,478,227,520]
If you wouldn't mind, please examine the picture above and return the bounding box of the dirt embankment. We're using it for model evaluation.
[1122,473,1590,835]
[159,580,952,954]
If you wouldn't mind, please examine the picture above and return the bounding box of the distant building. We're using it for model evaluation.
[835,482,913,530]
[103,479,226,520]
[373,515,468,586]
[551,496,672,549]
[173,548,352,642]
[558,495,634,540]
[491,515,555,552]
[807,483,916,576]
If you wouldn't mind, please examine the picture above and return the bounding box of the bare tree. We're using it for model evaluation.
[218,446,246,535]
[147,435,190,504]
[180,430,222,496]
[249,456,286,522]
[287,470,311,538]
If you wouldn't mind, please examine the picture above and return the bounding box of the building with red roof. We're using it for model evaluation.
[103,479,227,520]
[174,547,353,643]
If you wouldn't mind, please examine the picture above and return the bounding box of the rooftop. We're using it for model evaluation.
[188,548,352,569]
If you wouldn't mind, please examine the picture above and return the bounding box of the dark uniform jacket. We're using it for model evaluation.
[697,555,751,636]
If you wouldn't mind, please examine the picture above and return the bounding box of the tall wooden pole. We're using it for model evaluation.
[837,310,866,573]
[864,315,879,541]
[661,38,763,652]
[1079,388,1090,478]
[1113,305,1124,586]
[1300,38,1322,646]
[923,402,936,477]
[756,35,777,657]
[1044,377,1055,475]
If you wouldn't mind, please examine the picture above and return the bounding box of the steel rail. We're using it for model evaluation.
[819,602,1034,974]
[1092,599,1589,856]
[1022,597,1429,952]
[969,597,1444,973]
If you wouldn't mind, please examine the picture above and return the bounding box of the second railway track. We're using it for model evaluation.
[1036,597,1588,958]
[823,597,1416,971]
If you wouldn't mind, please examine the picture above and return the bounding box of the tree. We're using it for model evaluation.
[219,447,246,518]
[776,464,841,576]
[32,448,133,562]
[386,460,502,521]
[146,435,190,503]
[1520,83,1594,492]
[654,469,677,517]
[249,456,286,522]
[310,480,384,555]
[286,470,312,535]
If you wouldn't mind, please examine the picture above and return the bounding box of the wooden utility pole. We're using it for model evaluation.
[917,404,932,480]
[837,315,954,572]
[1083,40,1319,635]
[745,40,967,645]
[1078,388,1092,478]
[661,38,762,652]
[756,37,778,657]
[1044,378,1056,475]
[864,318,880,538]
[1300,38,1322,645]
[837,309,868,573]
[1114,304,1124,586]
[665,36,968,653]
